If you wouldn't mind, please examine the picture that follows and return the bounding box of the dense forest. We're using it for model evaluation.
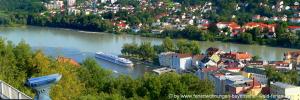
[0,0,46,13]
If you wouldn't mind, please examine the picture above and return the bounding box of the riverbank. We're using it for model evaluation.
[1,25,299,50]
[0,25,298,61]
[119,55,161,68]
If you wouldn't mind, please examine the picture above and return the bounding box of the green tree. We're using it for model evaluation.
[139,42,155,60]
[190,41,201,55]
[13,40,34,77]
[78,58,112,93]
[208,24,219,34]
[239,32,254,44]
[162,37,175,52]
[252,55,261,61]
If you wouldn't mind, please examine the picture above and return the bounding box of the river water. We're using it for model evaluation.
[0,26,298,77]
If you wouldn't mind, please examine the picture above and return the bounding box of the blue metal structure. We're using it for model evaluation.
[26,74,62,100]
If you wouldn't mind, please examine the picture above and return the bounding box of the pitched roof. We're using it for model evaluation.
[285,51,300,57]
[193,54,205,60]
[222,52,252,60]
[202,66,219,72]
[236,52,252,60]
[176,53,192,58]
[288,26,300,29]
[244,22,276,29]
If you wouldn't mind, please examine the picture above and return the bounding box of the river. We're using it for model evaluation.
[0,26,299,78]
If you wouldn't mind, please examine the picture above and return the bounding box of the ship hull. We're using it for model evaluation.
[95,53,134,67]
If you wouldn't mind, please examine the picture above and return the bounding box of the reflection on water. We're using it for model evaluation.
[1,26,300,77]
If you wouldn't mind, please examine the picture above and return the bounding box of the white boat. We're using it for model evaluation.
[95,52,134,67]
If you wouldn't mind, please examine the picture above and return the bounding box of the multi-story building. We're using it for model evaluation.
[284,51,300,67]
[241,66,268,85]
[271,82,300,100]
[209,71,253,95]
[171,53,192,71]
[158,52,176,67]
[192,54,205,67]
[221,51,252,62]
[195,66,219,80]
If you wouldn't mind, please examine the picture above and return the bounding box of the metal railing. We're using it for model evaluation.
[0,80,32,99]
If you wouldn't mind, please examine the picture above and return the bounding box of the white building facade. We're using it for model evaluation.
[171,54,192,71]
[271,82,300,100]
[158,52,175,67]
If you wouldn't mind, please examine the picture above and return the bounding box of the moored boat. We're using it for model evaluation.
[95,52,134,67]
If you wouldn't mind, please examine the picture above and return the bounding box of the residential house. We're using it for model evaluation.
[223,61,239,68]
[280,16,288,21]
[192,54,205,67]
[196,19,209,24]
[288,26,300,32]
[151,20,161,27]
[210,72,252,95]
[252,15,261,21]
[271,82,300,100]
[197,23,210,30]
[227,78,262,96]
[205,47,223,56]
[268,61,293,70]
[171,53,193,71]
[195,66,219,80]
[270,16,279,21]
[284,51,300,66]
[151,29,163,34]
[199,57,218,68]
[246,61,268,67]
[221,52,252,62]
[159,52,176,67]
[241,66,268,85]
[131,26,141,33]
[289,18,300,23]
[243,22,276,33]
[113,20,129,30]
[261,16,269,21]
[224,67,241,73]
[216,22,241,36]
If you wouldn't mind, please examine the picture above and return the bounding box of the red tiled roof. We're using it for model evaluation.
[202,67,219,72]
[244,22,276,29]
[236,52,252,60]
[288,26,300,29]
[176,54,192,58]
[57,56,80,67]
[251,78,261,88]
[222,52,252,60]
[225,67,241,70]
[117,23,127,27]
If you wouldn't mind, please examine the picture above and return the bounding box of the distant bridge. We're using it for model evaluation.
[0,80,32,99]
